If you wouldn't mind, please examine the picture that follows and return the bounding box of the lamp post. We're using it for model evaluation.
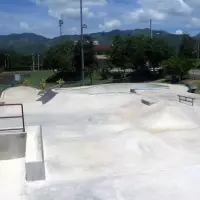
[80,0,84,86]
[150,19,153,39]
[32,53,35,71]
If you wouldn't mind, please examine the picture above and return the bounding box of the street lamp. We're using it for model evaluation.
[80,0,84,86]
[150,19,152,39]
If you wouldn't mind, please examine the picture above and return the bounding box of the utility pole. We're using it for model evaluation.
[32,53,35,71]
[80,0,84,86]
[59,19,64,36]
[150,19,153,39]
[197,43,200,59]
[38,54,40,71]
[4,53,7,68]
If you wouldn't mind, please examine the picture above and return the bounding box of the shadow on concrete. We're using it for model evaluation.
[37,90,58,105]
[0,133,26,160]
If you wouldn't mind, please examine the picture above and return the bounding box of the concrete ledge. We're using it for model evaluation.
[25,126,45,181]
[141,98,157,106]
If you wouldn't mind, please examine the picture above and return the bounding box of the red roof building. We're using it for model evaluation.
[94,45,111,51]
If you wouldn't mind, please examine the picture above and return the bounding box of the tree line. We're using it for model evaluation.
[0,33,200,83]
[43,34,200,83]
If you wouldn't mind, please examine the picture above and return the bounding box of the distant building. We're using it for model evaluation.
[93,40,99,45]
[95,45,111,55]
[74,40,100,45]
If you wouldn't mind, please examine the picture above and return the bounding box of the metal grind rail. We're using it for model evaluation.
[0,103,25,132]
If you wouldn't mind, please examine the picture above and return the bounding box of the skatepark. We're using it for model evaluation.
[1,83,200,200]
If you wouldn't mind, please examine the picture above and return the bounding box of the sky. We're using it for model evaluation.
[0,0,200,38]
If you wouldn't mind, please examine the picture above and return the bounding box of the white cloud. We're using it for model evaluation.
[138,0,192,16]
[124,8,167,23]
[20,22,30,30]
[175,29,184,34]
[68,27,78,34]
[97,12,108,18]
[36,0,108,7]
[48,7,94,19]
[99,19,121,30]
[186,17,200,28]
[36,0,107,19]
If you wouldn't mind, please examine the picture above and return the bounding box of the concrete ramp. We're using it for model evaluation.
[25,126,45,181]
[137,105,199,132]
[1,86,40,102]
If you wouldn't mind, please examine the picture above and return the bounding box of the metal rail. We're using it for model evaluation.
[0,103,25,132]
[178,95,195,106]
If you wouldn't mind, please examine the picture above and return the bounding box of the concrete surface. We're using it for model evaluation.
[0,83,200,200]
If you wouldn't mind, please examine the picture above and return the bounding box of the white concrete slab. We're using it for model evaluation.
[0,83,200,200]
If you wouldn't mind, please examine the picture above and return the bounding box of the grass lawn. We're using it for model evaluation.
[182,79,200,94]
[63,72,113,88]
[1,70,113,89]
[2,70,54,89]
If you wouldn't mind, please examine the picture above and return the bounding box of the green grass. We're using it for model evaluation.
[2,70,54,89]
[63,72,113,88]
[1,70,113,89]
[182,79,200,94]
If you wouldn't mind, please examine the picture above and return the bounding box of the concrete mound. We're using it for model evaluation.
[137,105,199,132]
[1,86,40,102]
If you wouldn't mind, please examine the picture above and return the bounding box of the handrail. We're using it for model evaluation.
[178,95,195,106]
[0,103,25,132]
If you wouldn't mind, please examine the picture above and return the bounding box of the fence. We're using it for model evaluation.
[0,103,25,132]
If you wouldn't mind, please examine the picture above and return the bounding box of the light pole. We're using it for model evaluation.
[38,54,40,71]
[80,0,85,86]
[150,19,153,39]
[59,19,64,36]
[4,53,7,68]
[32,53,35,71]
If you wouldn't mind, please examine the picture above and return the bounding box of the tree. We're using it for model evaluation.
[43,40,75,73]
[146,38,174,70]
[108,36,130,78]
[108,35,173,75]
[84,37,98,84]
[162,55,194,80]
[0,52,5,68]
[73,36,98,84]
[179,34,196,58]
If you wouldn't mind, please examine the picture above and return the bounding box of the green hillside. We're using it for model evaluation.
[0,29,199,55]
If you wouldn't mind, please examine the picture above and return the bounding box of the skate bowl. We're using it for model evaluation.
[56,83,170,95]
[130,84,170,94]
[1,86,40,102]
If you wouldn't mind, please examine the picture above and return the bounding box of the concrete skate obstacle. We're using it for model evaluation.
[141,97,157,106]
[25,126,45,181]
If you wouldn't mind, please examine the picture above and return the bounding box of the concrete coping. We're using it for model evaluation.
[25,125,45,182]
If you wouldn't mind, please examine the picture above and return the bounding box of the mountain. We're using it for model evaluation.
[0,29,199,55]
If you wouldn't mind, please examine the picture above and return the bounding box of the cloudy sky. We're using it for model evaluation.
[1,0,200,38]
